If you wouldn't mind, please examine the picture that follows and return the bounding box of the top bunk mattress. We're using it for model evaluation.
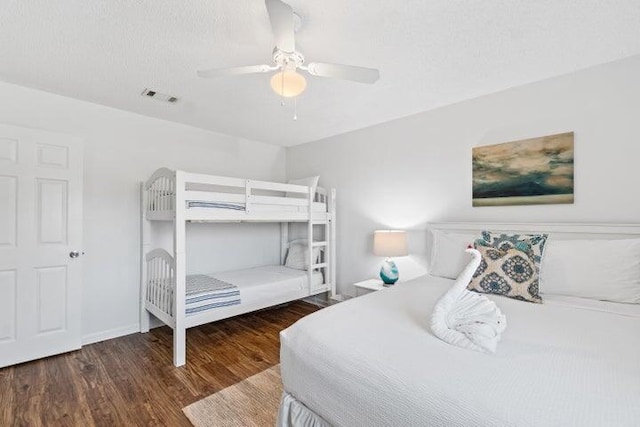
[280,275,640,427]
[151,195,327,213]
[186,200,327,213]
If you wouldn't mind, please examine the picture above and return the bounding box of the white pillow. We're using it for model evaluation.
[540,238,640,303]
[429,230,477,279]
[287,176,320,198]
[285,239,321,271]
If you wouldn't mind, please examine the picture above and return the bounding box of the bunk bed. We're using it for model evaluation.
[139,168,336,367]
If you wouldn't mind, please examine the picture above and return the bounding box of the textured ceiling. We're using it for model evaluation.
[1,0,640,146]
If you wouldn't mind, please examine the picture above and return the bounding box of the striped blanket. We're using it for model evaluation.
[187,201,245,210]
[186,274,241,316]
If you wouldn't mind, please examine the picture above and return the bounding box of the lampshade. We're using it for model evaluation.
[270,70,307,97]
[373,230,408,257]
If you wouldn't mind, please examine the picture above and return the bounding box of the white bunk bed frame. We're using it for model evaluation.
[139,168,337,367]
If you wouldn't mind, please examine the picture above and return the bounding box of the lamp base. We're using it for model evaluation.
[380,258,399,285]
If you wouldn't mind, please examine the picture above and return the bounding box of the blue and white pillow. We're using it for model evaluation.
[469,231,548,303]
[468,245,542,303]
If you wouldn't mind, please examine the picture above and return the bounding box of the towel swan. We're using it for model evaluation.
[430,247,507,353]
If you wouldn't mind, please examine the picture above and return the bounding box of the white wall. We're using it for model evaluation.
[0,81,286,344]
[287,55,640,296]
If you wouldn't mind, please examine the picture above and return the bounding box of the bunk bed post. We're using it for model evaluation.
[307,187,314,293]
[140,183,151,333]
[329,188,337,297]
[173,170,187,367]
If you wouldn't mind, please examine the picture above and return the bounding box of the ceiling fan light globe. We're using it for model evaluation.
[270,70,307,97]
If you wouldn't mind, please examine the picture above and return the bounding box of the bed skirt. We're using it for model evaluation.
[277,392,332,427]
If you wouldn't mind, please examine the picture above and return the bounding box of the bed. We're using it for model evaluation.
[279,223,640,427]
[141,167,337,366]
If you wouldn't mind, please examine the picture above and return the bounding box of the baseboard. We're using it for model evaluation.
[81,324,140,346]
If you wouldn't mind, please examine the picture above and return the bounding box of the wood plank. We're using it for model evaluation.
[0,301,318,426]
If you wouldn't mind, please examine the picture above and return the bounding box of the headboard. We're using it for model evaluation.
[427,222,640,237]
[425,222,640,265]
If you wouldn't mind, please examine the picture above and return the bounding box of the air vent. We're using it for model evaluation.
[141,89,179,104]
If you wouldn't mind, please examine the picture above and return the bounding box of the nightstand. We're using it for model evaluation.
[354,279,386,297]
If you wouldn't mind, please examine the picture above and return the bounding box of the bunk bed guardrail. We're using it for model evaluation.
[145,168,176,213]
[144,168,325,217]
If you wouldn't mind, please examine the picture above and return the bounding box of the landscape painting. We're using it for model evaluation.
[472,132,574,207]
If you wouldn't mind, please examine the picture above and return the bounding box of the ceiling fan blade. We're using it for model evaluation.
[305,62,380,84]
[197,65,273,79]
[265,0,295,53]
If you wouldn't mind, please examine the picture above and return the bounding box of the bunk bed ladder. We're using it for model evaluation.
[307,187,336,297]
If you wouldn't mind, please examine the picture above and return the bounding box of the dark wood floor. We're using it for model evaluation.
[0,301,318,427]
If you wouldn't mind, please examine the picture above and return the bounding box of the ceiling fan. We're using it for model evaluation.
[197,0,380,103]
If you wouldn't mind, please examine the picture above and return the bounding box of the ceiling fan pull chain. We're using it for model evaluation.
[280,69,285,106]
[293,96,298,121]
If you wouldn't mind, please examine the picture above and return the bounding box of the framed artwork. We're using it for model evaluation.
[472,132,574,207]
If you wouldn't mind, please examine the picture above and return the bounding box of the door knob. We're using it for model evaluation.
[69,251,83,258]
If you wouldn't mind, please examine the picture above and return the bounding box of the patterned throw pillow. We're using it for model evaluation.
[475,231,548,271]
[468,245,542,303]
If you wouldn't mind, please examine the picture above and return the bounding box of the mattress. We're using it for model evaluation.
[186,200,327,213]
[198,265,323,309]
[280,275,640,427]
[150,194,326,213]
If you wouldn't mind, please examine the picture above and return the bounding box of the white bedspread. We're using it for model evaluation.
[280,275,640,427]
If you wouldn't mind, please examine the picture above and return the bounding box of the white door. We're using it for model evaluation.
[0,123,83,368]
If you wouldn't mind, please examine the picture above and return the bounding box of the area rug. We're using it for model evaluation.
[183,365,282,427]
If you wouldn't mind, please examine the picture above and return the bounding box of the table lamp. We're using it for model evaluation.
[373,230,408,285]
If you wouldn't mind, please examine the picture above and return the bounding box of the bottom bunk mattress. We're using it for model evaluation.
[186,265,323,316]
[279,275,640,427]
